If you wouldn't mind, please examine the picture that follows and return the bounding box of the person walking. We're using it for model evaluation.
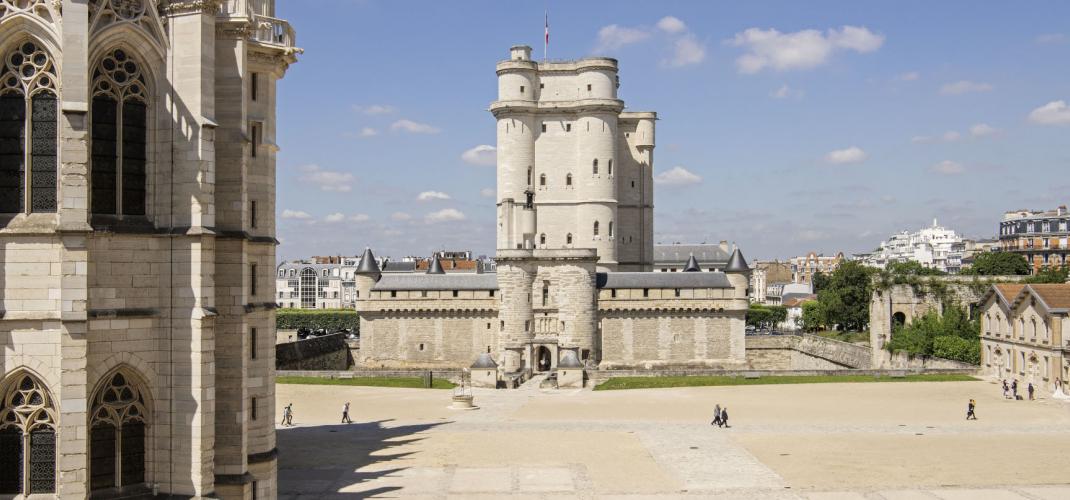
[720,407,729,428]
[1012,379,1019,400]
[342,402,353,424]
[1002,380,1009,399]
[281,403,293,426]
[966,399,977,420]
[711,403,722,427]
[1028,383,1035,401]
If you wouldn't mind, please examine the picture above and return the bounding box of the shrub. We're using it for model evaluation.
[932,336,980,365]
[276,308,359,331]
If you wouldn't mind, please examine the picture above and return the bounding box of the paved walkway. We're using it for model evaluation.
[276,380,1070,498]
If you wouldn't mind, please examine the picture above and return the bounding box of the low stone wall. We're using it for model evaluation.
[587,367,977,384]
[877,349,978,371]
[277,369,463,384]
[275,333,352,371]
[744,334,871,370]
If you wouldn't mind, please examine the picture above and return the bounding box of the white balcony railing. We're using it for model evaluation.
[251,14,296,49]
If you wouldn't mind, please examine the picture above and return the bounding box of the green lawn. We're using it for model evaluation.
[593,373,976,391]
[814,330,871,344]
[276,375,455,389]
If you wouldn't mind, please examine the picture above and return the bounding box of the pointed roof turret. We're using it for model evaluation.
[558,350,583,368]
[725,248,750,272]
[683,254,701,272]
[355,247,381,276]
[471,352,498,369]
[427,253,445,274]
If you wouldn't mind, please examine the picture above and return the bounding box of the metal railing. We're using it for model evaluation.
[251,13,296,49]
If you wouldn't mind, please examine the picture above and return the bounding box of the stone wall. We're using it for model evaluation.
[358,313,497,369]
[599,311,744,369]
[744,335,869,370]
[276,333,351,371]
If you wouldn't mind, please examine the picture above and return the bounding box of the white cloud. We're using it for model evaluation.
[654,166,702,186]
[298,164,354,192]
[281,209,311,220]
[770,84,803,99]
[595,24,652,51]
[969,123,998,137]
[931,160,965,175]
[941,130,962,142]
[390,212,412,221]
[348,214,370,223]
[667,34,705,67]
[824,146,868,165]
[461,144,497,166]
[939,80,993,95]
[425,208,466,223]
[480,188,496,198]
[729,25,884,74]
[1028,100,1070,125]
[353,104,395,115]
[324,212,345,223]
[1035,33,1066,45]
[417,191,451,202]
[390,119,441,134]
[656,16,687,34]
[358,127,378,137]
[897,71,920,81]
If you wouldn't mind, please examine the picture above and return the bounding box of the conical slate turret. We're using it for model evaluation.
[683,254,701,272]
[725,248,749,272]
[355,247,381,276]
[427,254,445,274]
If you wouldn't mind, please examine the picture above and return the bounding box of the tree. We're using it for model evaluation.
[811,271,831,294]
[766,305,788,327]
[746,303,772,329]
[962,252,1030,276]
[800,301,825,331]
[886,261,946,276]
[1025,265,1069,284]
[885,304,981,364]
[815,261,875,331]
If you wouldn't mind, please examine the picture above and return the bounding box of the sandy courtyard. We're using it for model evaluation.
[275,378,1070,499]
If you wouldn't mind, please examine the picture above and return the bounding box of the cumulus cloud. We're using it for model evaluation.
[729,25,884,74]
[390,119,441,134]
[1028,100,1070,125]
[461,144,497,166]
[969,123,998,137]
[298,164,354,192]
[348,214,370,222]
[324,212,345,223]
[417,191,451,202]
[667,34,705,67]
[353,104,395,115]
[425,208,466,223]
[931,160,965,175]
[390,212,412,221]
[939,80,993,95]
[656,16,687,34]
[770,84,803,99]
[281,209,311,220]
[654,166,702,186]
[824,146,868,165]
[595,24,651,51]
[480,188,496,198]
[358,127,378,137]
[897,71,920,81]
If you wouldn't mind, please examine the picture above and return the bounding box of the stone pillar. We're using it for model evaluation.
[869,290,891,368]
[495,252,534,372]
[57,1,91,496]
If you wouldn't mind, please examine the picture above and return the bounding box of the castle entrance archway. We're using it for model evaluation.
[535,346,552,372]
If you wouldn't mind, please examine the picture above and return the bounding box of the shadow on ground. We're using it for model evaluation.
[277,419,450,498]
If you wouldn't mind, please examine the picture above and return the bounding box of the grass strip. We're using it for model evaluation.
[277,375,455,389]
[594,373,976,391]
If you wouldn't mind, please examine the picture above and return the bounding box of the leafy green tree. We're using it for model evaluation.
[800,301,825,331]
[811,271,831,294]
[746,303,772,328]
[885,304,981,364]
[815,261,875,331]
[886,261,946,276]
[962,252,1030,276]
[932,336,981,365]
[766,305,788,327]
[1025,265,1069,284]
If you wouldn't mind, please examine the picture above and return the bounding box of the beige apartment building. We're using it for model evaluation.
[0,1,297,498]
[790,251,845,286]
[980,283,1070,394]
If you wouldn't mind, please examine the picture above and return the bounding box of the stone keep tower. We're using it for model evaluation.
[491,46,656,271]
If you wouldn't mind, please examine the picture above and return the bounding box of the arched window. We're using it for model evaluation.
[593,221,599,236]
[0,41,58,214]
[0,372,58,495]
[608,221,613,237]
[300,268,317,309]
[592,159,598,174]
[565,173,572,186]
[566,233,572,245]
[539,174,546,186]
[91,48,148,216]
[89,370,148,494]
[539,233,545,245]
[608,159,613,175]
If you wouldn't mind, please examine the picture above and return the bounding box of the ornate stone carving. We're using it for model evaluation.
[157,0,221,16]
[89,0,167,50]
[0,40,57,96]
[0,0,60,28]
[92,47,147,102]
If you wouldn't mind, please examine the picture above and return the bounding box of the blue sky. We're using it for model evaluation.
[275,0,1070,262]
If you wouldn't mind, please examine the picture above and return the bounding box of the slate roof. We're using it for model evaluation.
[725,248,750,272]
[381,261,417,273]
[558,350,583,368]
[372,273,498,291]
[683,255,701,272]
[356,248,380,274]
[426,255,445,274]
[596,272,733,289]
[653,244,730,264]
[471,352,498,368]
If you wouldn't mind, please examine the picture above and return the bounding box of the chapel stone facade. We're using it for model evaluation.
[0,1,298,498]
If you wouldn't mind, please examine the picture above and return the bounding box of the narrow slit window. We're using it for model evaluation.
[592,159,598,174]
[250,72,259,101]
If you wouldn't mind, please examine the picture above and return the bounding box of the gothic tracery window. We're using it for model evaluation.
[91,48,147,216]
[90,371,148,493]
[0,41,58,214]
[0,372,58,495]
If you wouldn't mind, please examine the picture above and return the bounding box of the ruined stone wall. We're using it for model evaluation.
[275,333,351,371]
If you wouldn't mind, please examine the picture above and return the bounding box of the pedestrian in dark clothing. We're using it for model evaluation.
[720,408,729,428]
[1012,380,1019,400]
[1002,380,1010,399]
[711,404,722,427]
[341,402,353,423]
[966,399,977,420]
[1028,383,1035,400]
